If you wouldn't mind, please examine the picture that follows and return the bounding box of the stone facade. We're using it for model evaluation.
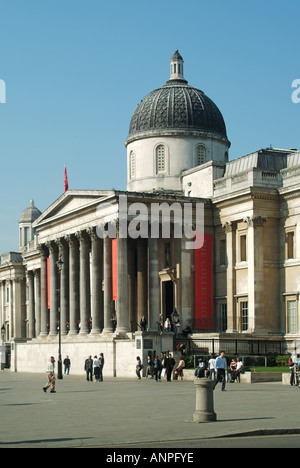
[1,52,300,376]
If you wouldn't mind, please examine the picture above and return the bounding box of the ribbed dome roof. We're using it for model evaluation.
[126,51,229,144]
[19,200,41,223]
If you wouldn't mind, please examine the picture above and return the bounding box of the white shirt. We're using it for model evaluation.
[93,358,101,368]
[215,355,227,370]
[46,362,55,373]
[209,358,216,370]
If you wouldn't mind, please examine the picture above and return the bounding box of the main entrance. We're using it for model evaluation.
[162,280,174,320]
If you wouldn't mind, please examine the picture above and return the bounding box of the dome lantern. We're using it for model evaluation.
[169,50,187,83]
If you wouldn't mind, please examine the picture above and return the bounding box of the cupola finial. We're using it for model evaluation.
[169,50,185,81]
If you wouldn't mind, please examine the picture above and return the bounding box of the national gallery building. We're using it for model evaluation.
[1,51,300,376]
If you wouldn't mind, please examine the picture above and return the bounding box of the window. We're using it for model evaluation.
[287,300,297,334]
[196,145,207,166]
[156,145,166,174]
[221,303,227,332]
[240,235,247,262]
[241,302,248,331]
[130,151,136,180]
[219,239,226,266]
[24,227,29,246]
[287,231,295,260]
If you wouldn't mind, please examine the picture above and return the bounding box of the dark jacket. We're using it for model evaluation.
[165,357,175,370]
[84,359,93,371]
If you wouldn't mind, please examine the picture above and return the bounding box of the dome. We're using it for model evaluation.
[19,200,41,224]
[126,51,229,145]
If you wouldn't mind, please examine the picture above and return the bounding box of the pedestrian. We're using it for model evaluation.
[229,358,237,382]
[174,356,185,380]
[93,355,101,382]
[84,355,93,382]
[208,355,216,380]
[146,355,153,378]
[140,315,147,332]
[164,317,171,331]
[42,356,56,393]
[153,355,162,382]
[99,353,104,382]
[136,356,143,379]
[214,351,227,391]
[194,358,206,378]
[63,355,71,375]
[235,357,244,383]
[165,353,175,382]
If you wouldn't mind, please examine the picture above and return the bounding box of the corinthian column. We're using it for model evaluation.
[48,242,58,337]
[222,221,237,333]
[27,271,35,339]
[116,236,129,335]
[103,236,113,334]
[89,228,103,335]
[77,231,91,335]
[243,216,267,333]
[66,235,79,335]
[38,245,48,338]
[58,239,69,336]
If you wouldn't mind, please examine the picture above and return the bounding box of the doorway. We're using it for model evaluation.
[162,280,174,320]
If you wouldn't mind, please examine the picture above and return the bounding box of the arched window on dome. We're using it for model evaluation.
[196,145,207,166]
[156,145,166,174]
[129,151,136,180]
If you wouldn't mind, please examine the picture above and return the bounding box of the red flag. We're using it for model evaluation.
[64,165,69,192]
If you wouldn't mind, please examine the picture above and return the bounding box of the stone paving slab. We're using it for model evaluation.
[0,371,299,448]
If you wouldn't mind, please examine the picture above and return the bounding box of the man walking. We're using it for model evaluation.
[214,351,227,391]
[43,356,56,393]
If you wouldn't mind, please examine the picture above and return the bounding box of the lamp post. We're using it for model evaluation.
[56,258,64,380]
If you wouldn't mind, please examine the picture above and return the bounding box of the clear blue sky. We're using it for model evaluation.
[0,0,299,252]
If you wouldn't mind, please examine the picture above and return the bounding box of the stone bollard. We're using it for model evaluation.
[193,378,217,423]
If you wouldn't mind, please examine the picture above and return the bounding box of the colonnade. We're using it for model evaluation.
[27,229,160,340]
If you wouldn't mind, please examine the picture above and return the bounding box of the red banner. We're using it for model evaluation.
[195,233,213,330]
[112,239,118,301]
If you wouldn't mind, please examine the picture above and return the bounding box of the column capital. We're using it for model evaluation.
[222,221,237,233]
[87,226,97,240]
[45,240,58,253]
[75,230,90,245]
[243,216,267,228]
[37,244,48,257]
[65,234,78,247]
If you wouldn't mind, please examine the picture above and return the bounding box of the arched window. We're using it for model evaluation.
[196,145,207,166]
[130,151,136,180]
[156,145,166,174]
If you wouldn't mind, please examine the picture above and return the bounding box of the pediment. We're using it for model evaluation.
[33,190,115,228]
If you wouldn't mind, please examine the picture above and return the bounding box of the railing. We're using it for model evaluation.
[175,337,286,356]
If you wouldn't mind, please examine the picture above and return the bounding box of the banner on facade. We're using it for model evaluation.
[195,233,213,330]
[112,238,118,301]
